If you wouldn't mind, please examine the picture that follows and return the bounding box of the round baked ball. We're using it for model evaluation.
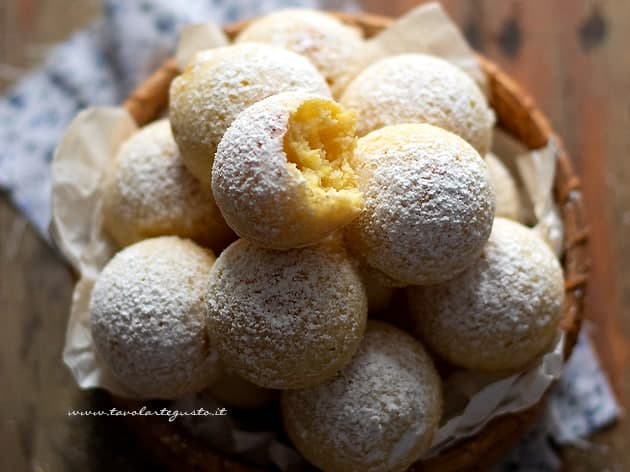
[345,123,495,286]
[235,9,364,97]
[90,237,220,398]
[485,152,523,221]
[213,92,362,250]
[340,54,494,155]
[206,238,367,389]
[169,43,330,183]
[206,368,277,409]
[282,321,442,472]
[102,119,235,251]
[408,218,565,372]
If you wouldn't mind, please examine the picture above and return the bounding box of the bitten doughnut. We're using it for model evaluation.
[90,237,220,399]
[206,238,367,389]
[282,321,442,472]
[169,43,330,183]
[235,9,364,97]
[212,92,362,250]
[102,119,234,251]
[408,218,565,372]
[206,368,277,409]
[485,152,523,221]
[345,123,495,286]
[340,54,494,155]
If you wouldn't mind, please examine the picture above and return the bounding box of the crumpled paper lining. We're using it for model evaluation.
[428,333,564,456]
[425,126,565,455]
[51,2,566,467]
[493,129,564,257]
[352,2,488,95]
[52,107,141,398]
[175,22,229,69]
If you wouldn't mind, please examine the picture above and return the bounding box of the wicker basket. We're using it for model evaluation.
[119,12,589,472]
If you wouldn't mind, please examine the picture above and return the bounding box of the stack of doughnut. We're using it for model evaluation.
[88,9,564,472]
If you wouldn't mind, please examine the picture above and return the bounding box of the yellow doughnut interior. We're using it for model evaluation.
[284,99,362,214]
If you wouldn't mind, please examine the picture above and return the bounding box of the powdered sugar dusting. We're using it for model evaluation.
[169,42,330,183]
[408,218,565,371]
[206,238,367,389]
[212,91,359,249]
[282,321,442,472]
[340,53,494,155]
[90,236,219,399]
[102,119,234,251]
[235,9,364,97]
[345,123,495,286]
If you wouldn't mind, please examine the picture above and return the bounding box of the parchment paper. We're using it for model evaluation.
[493,128,564,256]
[52,2,566,466]
[353,2,488,94]
[175,22,229,69]
[51,107,140,397]
[429,334,564,455]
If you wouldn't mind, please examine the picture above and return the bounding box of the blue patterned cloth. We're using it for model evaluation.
[0,1,619,469]
[1,0,326,236]
[495,330,620,471]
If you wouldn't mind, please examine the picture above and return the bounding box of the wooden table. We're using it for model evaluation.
[1,0,628,470]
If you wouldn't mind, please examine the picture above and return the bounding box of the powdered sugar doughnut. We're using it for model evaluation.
[340,54,494,155]
[169,43,330,183]
[213,92,362,250]
[206,238,367,389]
[102,119,235,251]
[90,237,220,399]
[485,152,523,221]
[282,321,442,472]
[408,218,565,372]
[235,9,364,97]
[345,123,495,286]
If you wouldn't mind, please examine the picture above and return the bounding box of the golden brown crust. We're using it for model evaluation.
[345,124,495,286]
[282,321,442,472]
[102,119,235,252]
[340,54,494,154]
[117,12,588,472]
[408,218,565,372]
[90,237,220,399]
[235,9,365,97]
[168,43,330,183]
[206,238,367,389]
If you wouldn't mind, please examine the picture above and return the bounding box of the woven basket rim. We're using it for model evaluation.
[119,11,590,472]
